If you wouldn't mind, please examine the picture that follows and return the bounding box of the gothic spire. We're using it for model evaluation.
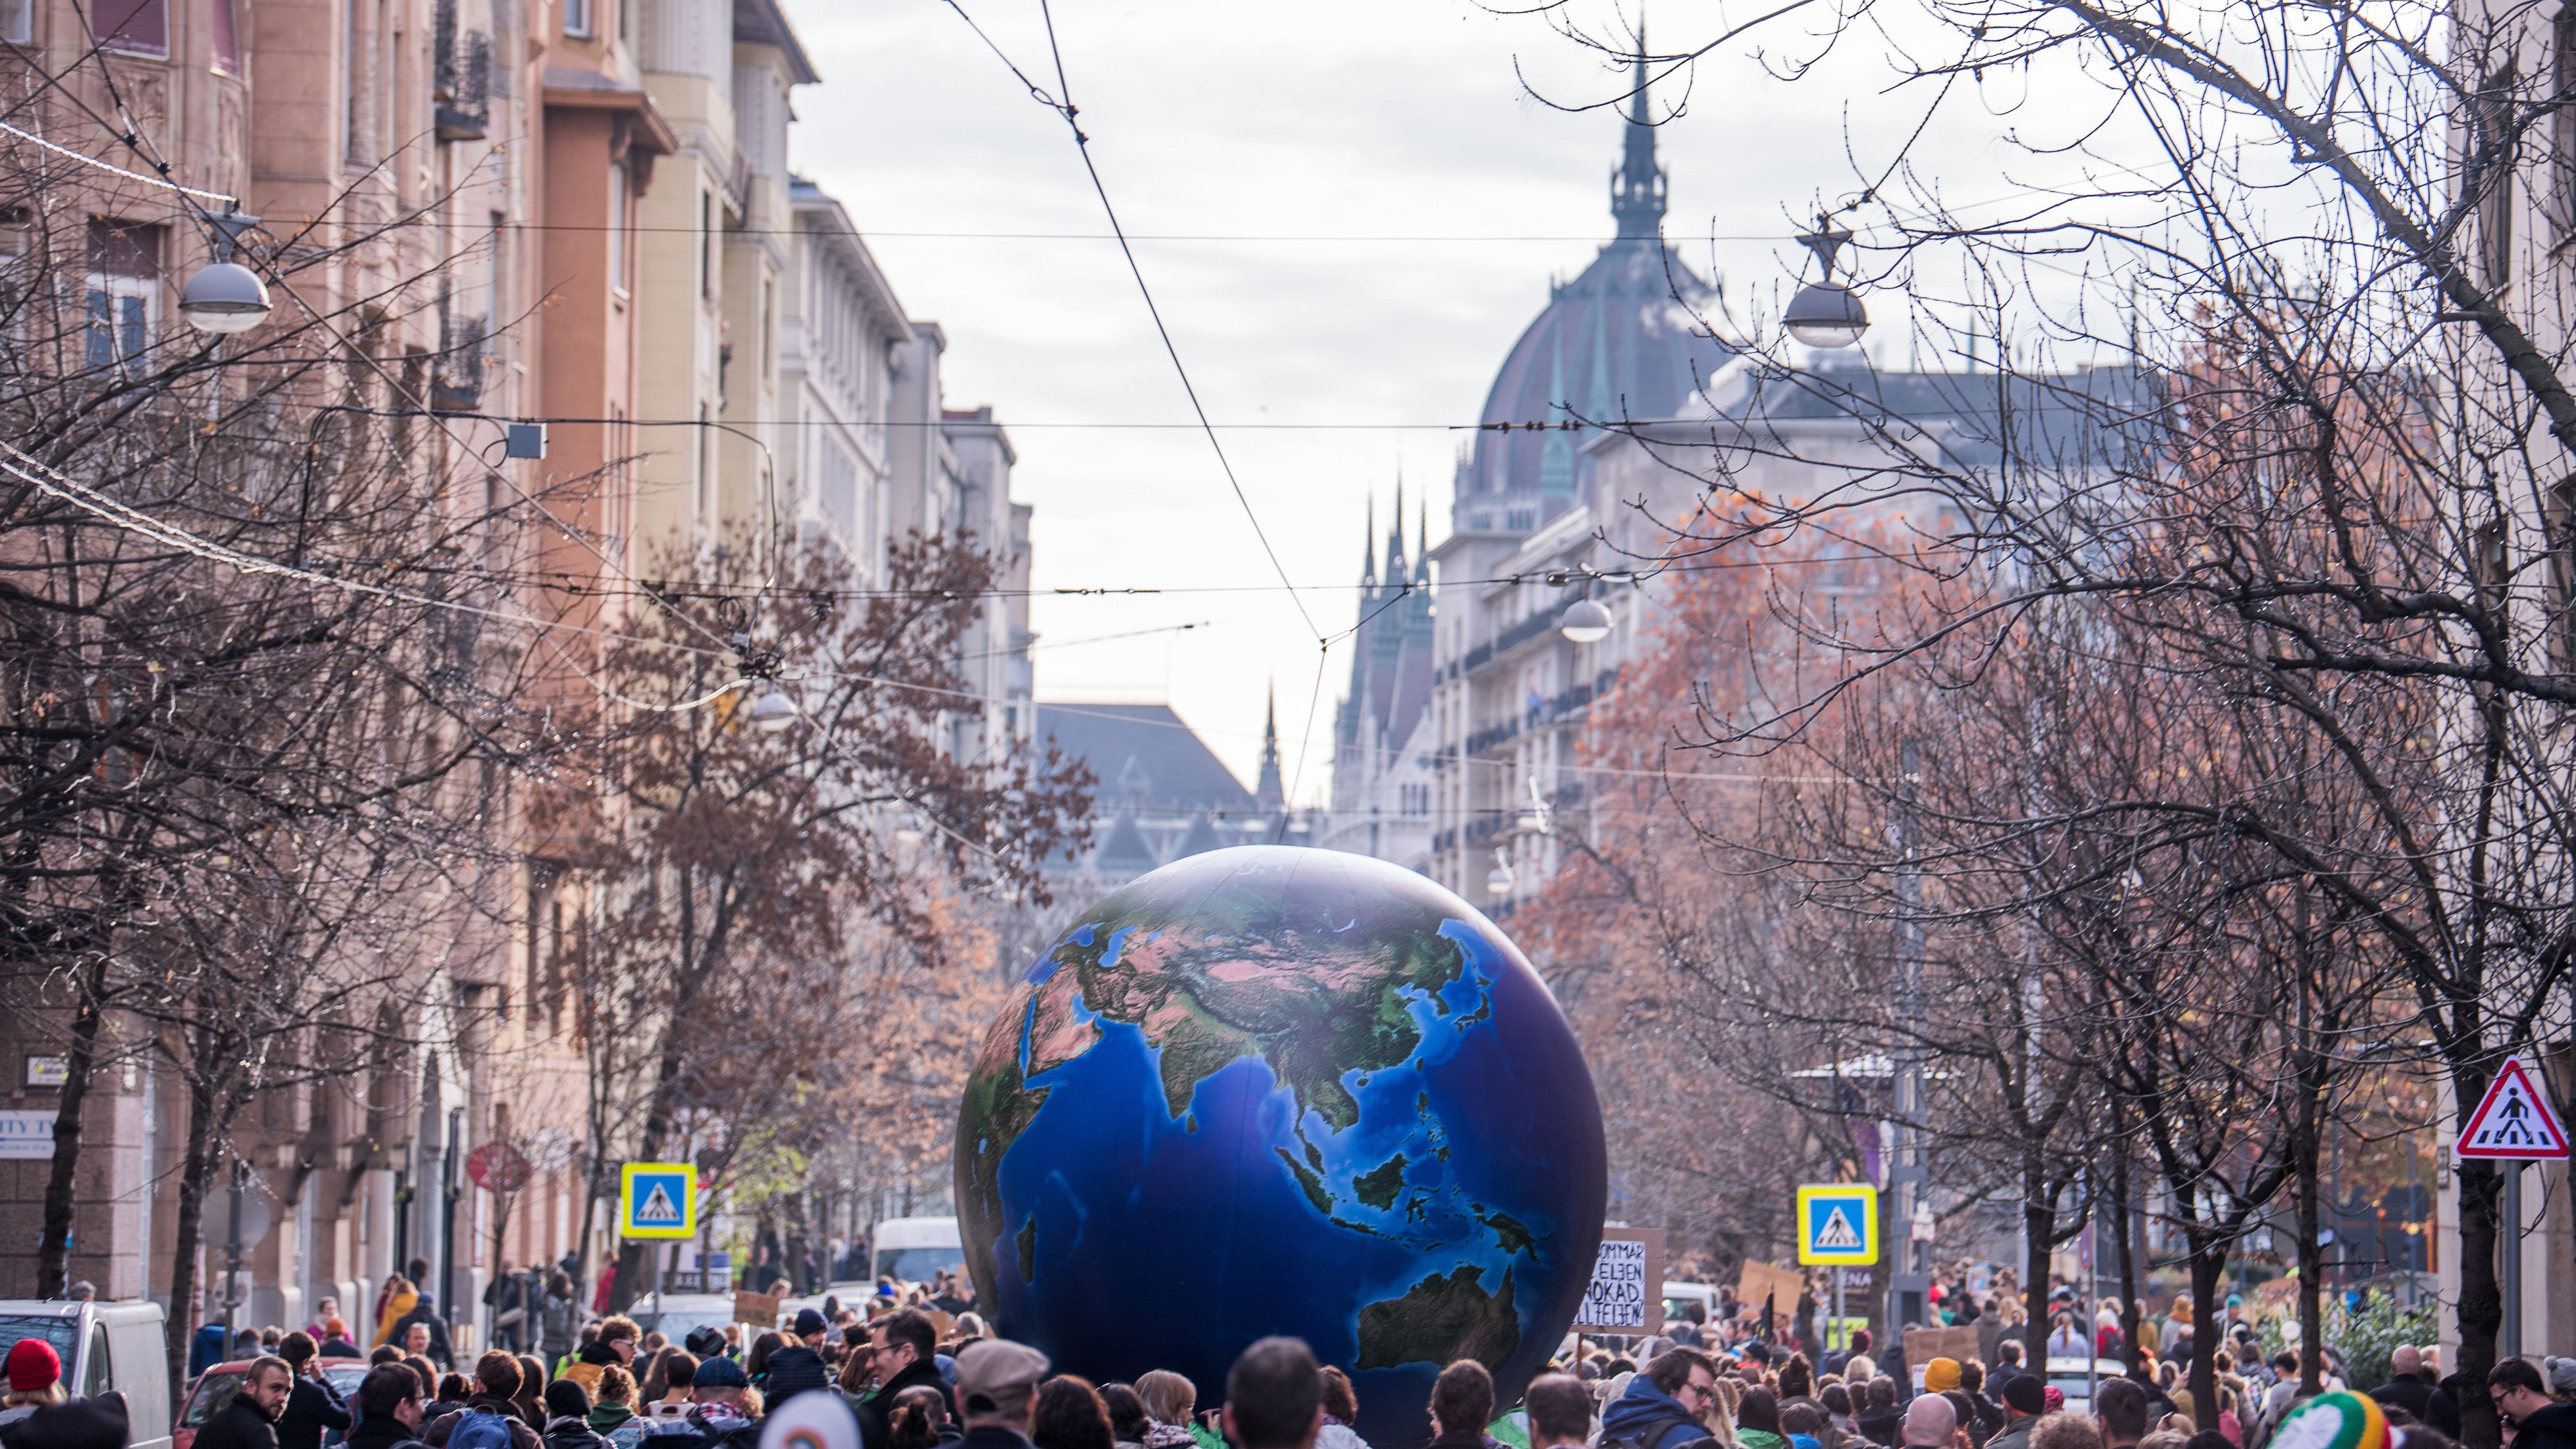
[1361,494,1378,587]
[1387,474,1407,579]
[1610,26,1667,240]
[1415,492,1431,583]
[1255,681,1285,812]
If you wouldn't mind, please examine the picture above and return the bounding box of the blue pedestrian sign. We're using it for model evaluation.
[620,1162,697,1240]
[1797,1184,1879,1265]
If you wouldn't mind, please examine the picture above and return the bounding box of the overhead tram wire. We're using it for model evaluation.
[938,0,1319,642]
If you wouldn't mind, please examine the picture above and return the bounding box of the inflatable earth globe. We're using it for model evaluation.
[955,846,1606,1447]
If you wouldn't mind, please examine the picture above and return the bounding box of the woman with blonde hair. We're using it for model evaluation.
[0,1341,66,1432]
[1133,1372,1199,1449]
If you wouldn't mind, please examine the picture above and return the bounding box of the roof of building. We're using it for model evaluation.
[1701,354,2160,471]
[1035,704,1257,818]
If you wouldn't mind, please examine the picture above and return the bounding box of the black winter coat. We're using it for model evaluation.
[279,1376,355,1449]
[197,1399,284,1449]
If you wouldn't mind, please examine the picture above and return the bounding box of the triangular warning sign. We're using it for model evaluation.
[636,1182,684,1225]
[2459,1057,2571,1160]
[1816,1207,1863,1250]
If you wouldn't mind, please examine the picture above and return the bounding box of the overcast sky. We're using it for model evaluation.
[783,0,2101,800]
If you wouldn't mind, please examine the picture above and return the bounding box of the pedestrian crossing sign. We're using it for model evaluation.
[1797,1184,1879,1265]
[2457,1057,2571,1161]
[620,1162,698,1239]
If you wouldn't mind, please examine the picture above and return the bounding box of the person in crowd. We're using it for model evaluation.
[1821,1384,1858,1441]
[587,1368,644,1449]
[955,1342,1053,1449]
[11,1397,129,1449]
[655,1355,758,1449]
[1524,1375,1592,1449]
[1,1341,67,1434]
[2048,1317,2086,1361]
[347,1365,430,1449]
[320,1323,362,1361]
[741,1338,782,1396]
[305,1302,342,1345]
[430,1378,475,1423]
[2491,1359,2576,1449]
[1734,1389,1788,1449]
[1315,1369,1367,1449]
[1956,1366,2001,1449]
[1983,1373,2043,1449]
[764,1314,831,1406]
[1032,1379,1114,1449]
[276,1334,352,1449]
[565,1322,641,1400]
[2098,1378,2151,1449]
[1897,1398,1953,1449]
[516,1359,551,1429]
[1781,1359,1816,1406]
[2376,1350,2440,1429]
[1132,1374,1197,1449]
[423,1351,545,1449]
[375,1280,420,1350]
[2183,1430,2233,1449]
[1423,1363,1491,1449]
[199,1358,295,1449]
[539,1277,581,1376]
[890,1386,960,1449]
[1220,1340,1323,1449]
[544,1381,604,1449]
[2031,1418,2103,1449]
[859,1312,955,1449]
[1780,1402,1829,1449]
[1856,1380,1903,1448]
[1100,1386,1149,1449]
[1602,1347,1721,1449]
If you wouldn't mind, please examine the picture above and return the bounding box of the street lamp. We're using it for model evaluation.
[180,210,271,334]
[1559,597,1613,644]
[1485,849,1514,898]
[749,687,798,733]
[1783,221,1868,350]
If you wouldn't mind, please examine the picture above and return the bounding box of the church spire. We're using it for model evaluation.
[1415,492,1431,583]
[1361,494,1378,587]
[1387,475,1408,580]
[1255,682,1285,812]
[1610,27,1667,240]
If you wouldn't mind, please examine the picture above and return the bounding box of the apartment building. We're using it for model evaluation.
[0,0,1036,1353]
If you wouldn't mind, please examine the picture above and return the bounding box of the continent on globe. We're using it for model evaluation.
[953,846,1607,1449]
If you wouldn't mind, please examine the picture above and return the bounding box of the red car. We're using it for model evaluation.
[174,1358,372,1449]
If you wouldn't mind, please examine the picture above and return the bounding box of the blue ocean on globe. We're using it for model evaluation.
[955,846,1607,1448]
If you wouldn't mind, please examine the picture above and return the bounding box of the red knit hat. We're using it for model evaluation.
[5,1337,61,1392]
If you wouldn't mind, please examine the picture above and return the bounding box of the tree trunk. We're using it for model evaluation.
[35,956,108,1296]
[165,1076,219,1403]
[2457,1155,2506,1449]
[2025,1157,2056,1370]
[2296,929,2325,1395]
[2188,1227,2224,1430]
[2112,1122,2142,1376]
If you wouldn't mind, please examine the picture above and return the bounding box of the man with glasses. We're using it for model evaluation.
[856,1310,953,1448]
[1601,1347,1720,1449]
[2489,1359,2576,1449]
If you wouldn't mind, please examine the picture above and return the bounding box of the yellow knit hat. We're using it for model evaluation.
[1925,1358,1962,1393]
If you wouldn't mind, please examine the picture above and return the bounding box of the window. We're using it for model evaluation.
[761,278,774,380]
[0,0,32,44]
[212,0,241,73]
[694,404,711,521]
[90,0,164,53]
[344,0,367,162]
[606,165,626,294]
[2477,64,2518,286]
[699,192,714,300]
[85,219,159,372]
[563,0,591,36]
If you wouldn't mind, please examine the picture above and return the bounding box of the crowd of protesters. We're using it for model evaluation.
[16,1266,2576,1449]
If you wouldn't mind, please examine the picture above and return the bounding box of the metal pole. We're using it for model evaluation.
[1890,739,1928,1334]
[2503,1163,2524,1359]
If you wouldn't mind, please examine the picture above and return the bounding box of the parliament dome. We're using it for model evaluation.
[1453,55,1734,537]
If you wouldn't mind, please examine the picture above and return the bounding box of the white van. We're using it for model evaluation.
[0,1299,173,1449]
[869,1217,963,1284]
[1662,1281,1719,1327]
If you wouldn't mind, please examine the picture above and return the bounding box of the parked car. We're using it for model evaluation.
[0,1298,172,1449]
[173,1356,369,1449]
[2044,1357,2133,1417]
[624,1293,740,1347]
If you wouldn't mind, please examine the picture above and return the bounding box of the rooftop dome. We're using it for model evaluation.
[1453,49,1734,536]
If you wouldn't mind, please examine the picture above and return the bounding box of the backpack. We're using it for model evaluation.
[451,1411,519,1449]
[1600,1416,1709,1449]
